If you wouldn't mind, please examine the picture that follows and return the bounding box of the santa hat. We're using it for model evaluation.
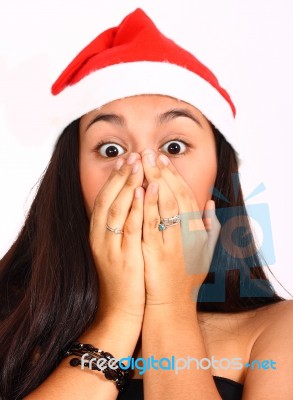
[51,8,236,145]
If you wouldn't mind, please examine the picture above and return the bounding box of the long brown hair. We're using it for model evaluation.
[197,126,284,311]
[0,120,284,399]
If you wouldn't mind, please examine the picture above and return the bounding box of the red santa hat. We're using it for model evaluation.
[51,8,236,145]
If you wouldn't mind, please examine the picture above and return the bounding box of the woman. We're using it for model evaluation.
[0,8,292,400]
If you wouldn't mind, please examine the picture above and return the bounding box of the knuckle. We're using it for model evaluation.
[108,202,122,219]
[106,251,117,265]
[116,165,129,177]
[95,193,108,209]
[124,177,135,188]
[164,198,178,211]
[148,216,160,230]
[90,240,103,261]
[177,185,189,200]
[148,197,158,207]
[152,171,161,180]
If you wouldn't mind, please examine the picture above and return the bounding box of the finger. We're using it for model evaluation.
[203,200,221,258]
[156,154,195,214]
[143,182,163,246]
[122,186,144,254]
[91,154,142,236]
[157,154,201,214]
[105,161,144,249]
[156,154,206,235]
[141,150,180,244]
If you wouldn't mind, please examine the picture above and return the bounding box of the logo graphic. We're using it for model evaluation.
[180,174,275,302]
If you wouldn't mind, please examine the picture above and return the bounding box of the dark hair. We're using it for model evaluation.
[197,126,284,311]
[0,120,284,399]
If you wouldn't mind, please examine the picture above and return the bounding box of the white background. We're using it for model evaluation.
[0,0,292,298]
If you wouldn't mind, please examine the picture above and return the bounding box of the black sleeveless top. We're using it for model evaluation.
[118,376,243,400]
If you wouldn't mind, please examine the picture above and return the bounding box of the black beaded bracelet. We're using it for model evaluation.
[64,341,130,392]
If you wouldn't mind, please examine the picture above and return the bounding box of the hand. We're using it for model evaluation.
[141,150,220,306]
[89,153,145,323]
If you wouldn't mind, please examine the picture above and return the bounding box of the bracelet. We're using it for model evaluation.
[64,341,130,392]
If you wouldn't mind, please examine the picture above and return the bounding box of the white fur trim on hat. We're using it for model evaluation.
[50,61,236,148]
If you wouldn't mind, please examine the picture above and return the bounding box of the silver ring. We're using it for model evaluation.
[160,214,181,225]
[158,214,181,231]
[106,224,124,234]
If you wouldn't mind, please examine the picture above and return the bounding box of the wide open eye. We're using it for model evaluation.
[97,142,125,158]
[160,140,187,155]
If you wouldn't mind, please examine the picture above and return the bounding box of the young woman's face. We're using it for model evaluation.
[79,95,217,216]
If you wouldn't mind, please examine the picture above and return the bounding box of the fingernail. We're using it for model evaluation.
[159,154,169,166]
[132,162,140,174]
[150,182,159,194]
[147,153,156,167]
[135,187,143,198]
[115,158,124,170]
[127,153,137,165]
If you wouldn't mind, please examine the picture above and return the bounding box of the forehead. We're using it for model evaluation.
[80,95,208,126]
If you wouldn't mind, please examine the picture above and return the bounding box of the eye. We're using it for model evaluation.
[160,140,187,155]
[97,142,125,158]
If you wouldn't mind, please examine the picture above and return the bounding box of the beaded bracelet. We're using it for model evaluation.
[64,341,130,392]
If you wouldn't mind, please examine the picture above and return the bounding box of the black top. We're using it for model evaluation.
[118,376,243,400]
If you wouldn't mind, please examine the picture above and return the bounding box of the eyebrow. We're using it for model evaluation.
[85,107,202,132]
[157,108,202,127]
[86,113,126,131]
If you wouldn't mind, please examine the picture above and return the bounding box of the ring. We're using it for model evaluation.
[106,224,124,234]
[158,214,181,231]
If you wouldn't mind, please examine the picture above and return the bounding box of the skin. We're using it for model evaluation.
[79,94,221,391]
[79,94,220,314]
[79,95,217,217]
[26,95,293,399]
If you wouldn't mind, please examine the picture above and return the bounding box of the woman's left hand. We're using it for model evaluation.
[141,149,221,306]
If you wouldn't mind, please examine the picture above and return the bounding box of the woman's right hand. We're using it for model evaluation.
[26,155,145,400]
[89,153,145,325]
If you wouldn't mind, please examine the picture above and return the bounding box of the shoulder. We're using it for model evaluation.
[251,299,293,352]
[242,300,293,399]
[252,299,293,334]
